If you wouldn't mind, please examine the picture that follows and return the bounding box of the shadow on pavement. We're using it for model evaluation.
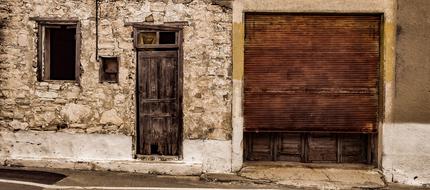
[0,168,66,184]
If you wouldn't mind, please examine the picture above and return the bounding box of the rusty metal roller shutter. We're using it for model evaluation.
[244,14,380,133]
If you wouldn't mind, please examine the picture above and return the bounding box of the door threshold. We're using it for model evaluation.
[243,161,376,170]
[135,155,180,162]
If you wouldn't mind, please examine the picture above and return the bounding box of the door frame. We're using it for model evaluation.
[131,23,185,158]
[231,0,396,171]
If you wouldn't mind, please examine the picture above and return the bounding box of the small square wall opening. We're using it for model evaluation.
[100,56,119,83]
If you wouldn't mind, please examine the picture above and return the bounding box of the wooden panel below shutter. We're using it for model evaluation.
[340,134,368,163]
[244,14,380,132]
[307,134,338,162]
[277,133,303,161]
[244,132,370,163]
[244,133,273,161]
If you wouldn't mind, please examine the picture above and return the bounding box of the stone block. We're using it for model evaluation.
[60,103,93,123]
[100,109,123,126]
[35,91,58,99]
[8,120,28,130]
[48,84,61,90]
[17,32,28,47]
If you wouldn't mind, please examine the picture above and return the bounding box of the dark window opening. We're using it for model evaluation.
[100,57,119,83]
[36,21,80,82]
[49,26,76,80]
[159,32,176,44]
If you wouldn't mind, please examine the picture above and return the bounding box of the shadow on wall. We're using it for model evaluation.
[394,0,430,124]
[0,0,9,55]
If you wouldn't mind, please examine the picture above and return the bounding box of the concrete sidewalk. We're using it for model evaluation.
[238,164,385,189]
[205,163,429,190]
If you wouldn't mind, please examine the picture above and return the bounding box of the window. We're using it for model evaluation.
[159,32,176,44]
[36,20,80,81]
[99,56,119,83]
[138,32,157,45]
[135,30,178,48]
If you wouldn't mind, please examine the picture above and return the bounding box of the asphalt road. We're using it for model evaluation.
[0,167,284,190]
[0,182,43,190]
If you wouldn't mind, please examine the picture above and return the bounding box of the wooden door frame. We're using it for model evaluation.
[131,23,185,158]
[231,0,396,172]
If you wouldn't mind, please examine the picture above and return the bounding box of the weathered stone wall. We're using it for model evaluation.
[0,0,232,140]
[0,0,11,123]
[382,0,430,186]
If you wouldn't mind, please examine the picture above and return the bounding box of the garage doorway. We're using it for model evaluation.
[243,14,381,163]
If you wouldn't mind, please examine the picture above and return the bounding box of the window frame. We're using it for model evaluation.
[135,31,178,48]
[132,25,182,50]
[99,56,120,83]
[33,18,81,83]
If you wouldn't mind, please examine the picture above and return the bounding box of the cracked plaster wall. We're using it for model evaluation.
[382,0,430,186]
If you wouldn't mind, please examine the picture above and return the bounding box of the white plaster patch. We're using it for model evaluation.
[0,131,132,161]
[183,139,232,173]
[2,159,203,176]
[382,123,430,186]
[202,140,232,173]
[182,140,204,163]
[231,79,243,172]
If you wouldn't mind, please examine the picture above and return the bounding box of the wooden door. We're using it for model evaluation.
[137,51,180,155]
[244,14,380,163]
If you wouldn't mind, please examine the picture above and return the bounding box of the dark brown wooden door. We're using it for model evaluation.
[138,51,180,155]
[244,14,380,163]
